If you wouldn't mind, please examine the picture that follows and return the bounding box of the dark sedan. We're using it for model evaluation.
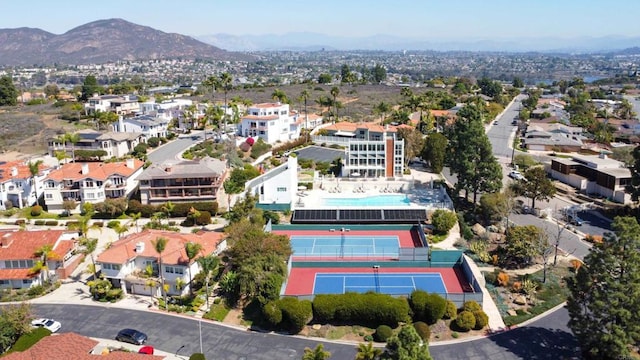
[116,328,148,345]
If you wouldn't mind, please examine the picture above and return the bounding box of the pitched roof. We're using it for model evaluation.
[137,157,226,181]
[0,160,47,182]
[0,230,70,261]
[97,229,224,265]
[44,160,144,182]
[1,332,164,360]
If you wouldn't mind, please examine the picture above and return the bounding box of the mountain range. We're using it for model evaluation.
[196,32,640,53]
[0,18,252,66]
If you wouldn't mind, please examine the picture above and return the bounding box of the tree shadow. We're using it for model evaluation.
[489,326,581,359]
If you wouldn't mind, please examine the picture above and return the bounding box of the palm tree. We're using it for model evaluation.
[202,76,219,102]
[315,96,333,120]
[65,133,80,163]
[27,160,43,206]
[184,242,203,296]
[330,87,340,121]
[81,238,99,280]
[175,277,186,300]
[373,101,391,123]
[129,212,142,233]
[219,72,233,133]
[151,236,168,309]
[113,222,129,239]
[32,244,57,281]
[302,344,331,360]
[300,89,310,131]
[197,255,219,309]
[144,264,157,299]
[161,201,175,225]
[271,88,289,104]
[355,342,381,360]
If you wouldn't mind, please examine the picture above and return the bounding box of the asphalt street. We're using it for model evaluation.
[147,132,206,164]
[32,304,358,360]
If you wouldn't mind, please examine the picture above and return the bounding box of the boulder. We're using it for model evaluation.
[513,295,527,305]
[471,223,486,236]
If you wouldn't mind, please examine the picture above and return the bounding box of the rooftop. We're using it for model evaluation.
[137,157,226,181]
[45,159,144,182]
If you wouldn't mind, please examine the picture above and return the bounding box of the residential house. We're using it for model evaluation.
[296,112,323,131]
[1,332,165,359]
[522,128,584,152]
[114,115,170,140]
[96,229,224,296]
[0,230,80,289]
[138,98,193,121]
[549,153,632,203]
[245,156,298,211]
[239,102,301,143]
[0,160,49,210]
[85,94,139,116]
[48,129,144,160]
[42,159,144,214]
[312,122,405,177]
[137,157,227,205]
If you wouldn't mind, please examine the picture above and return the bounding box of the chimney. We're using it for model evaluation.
[81,163,89,175]
[599,152,607,159]
[135,242,145,253]
[165,165,172,173]
[10,167,18,177]
[126,158,135,169]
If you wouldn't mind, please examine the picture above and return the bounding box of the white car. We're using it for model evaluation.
[31,318,61,333]
[509,171,525,180]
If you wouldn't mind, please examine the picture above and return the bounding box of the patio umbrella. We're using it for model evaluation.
[351,172,361,177]
[297,185,307,191]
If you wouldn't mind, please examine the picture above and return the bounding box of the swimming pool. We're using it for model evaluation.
[322,194,411,207]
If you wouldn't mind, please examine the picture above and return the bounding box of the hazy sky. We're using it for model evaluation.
[3,0,639,39]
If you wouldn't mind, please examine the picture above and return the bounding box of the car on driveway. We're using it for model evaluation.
[31,318,61,333]
[116,328,148,345]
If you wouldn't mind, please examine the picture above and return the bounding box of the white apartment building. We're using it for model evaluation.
[85,94,140,116]
[114,115,170,140]
[239,102,301,144]
[48,129,144,160]
[42,159,144,214]
[0,160,50,210]
[245,156,298,211]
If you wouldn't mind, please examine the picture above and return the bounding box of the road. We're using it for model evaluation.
[147,132,206,164]
[32,303,581,360]
[32,304,358,360]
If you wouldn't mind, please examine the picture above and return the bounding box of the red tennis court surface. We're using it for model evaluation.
[285,266,466,296]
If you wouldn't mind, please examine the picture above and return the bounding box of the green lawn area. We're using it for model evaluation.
[7,328,51,353]
[203,301,231,321]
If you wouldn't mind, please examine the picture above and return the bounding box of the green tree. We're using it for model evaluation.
[477,77,503,98]
[385,324,432,360]
[271,88,289,104]
[373,101,391,122]
[511,166,556,209]
[219,72,233,132]
[300,89,311,131]
[0,76,18,106]
[81,238,99,280]
[152,236,168,309]
[422,132,447,173]
[302,344,331,360]
[355,342,382,360]
[626,145,640,202]
[567,216,640,360]
[197,254,220,310]
[446,105,502,203]
[396,127,425,167]
[372,64,387,84]
[512,77,524,88]
[504,225,547,266]
[318,73,332,84]
[64,132,81,163]
[185,242,203,295]
[479,191,514,224]
[80,75,100,101]
[27,160,43,206]
[330,86,340,121]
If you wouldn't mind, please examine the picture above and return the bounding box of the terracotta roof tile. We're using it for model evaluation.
[44,160,143,183]
[0,160,47,182]
[97,229,224,265]
[0,268,36,280]
[0,230,68,260]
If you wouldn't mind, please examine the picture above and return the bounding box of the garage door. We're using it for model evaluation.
[527,145,546,151]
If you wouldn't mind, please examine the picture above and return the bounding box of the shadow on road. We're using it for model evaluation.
[489,326,581,359]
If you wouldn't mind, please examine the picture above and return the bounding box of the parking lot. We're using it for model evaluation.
[294,145,344,163]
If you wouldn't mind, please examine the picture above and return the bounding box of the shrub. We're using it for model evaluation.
[147,137,160,147]
[312,293,409,328]
[107,220,120,228]
[473,310,489,330]
[262,301,283,327]
[278,297,312,334]
[374,325,393,342]
[195,211,211,225]
[189,353,206,360]
[511,281,522,292]
[30,205,43,217]
[570,259,583,272]
[443,300,457,320]
[27,285,45,296]
[497,272,510,287]
[431,209,457,235]
[455,311,476,332]
[413,321,431,341]
[409,290,447,324]
[34,220,45,226]
[462,300,482,313]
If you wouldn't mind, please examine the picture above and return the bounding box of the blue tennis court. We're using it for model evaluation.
[290,235,399,257]
[313,272,447,295]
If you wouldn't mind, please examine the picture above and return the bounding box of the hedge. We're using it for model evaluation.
[278,297,312,334]
[409,290,447,324]
[127,200,218,218]
[45,220,58,226]
[262,301,283,327]
[462,300,482,313]
[455,310,476,332]
[312,292,410,328]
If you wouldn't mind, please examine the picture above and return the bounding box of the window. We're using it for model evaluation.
[85,181,94,188]
[259,122,266,127]
[0,280,7,285]
[165,266,184,274]
[97,181,103,187]
[103,263,121,271]
[45,194,53,199]
[85,193,95,199]
[277,187,287,192]
[259,131,265,135]
[22,279,31,284]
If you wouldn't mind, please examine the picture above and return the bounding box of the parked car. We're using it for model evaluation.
[567,214,583,226]
[31,318,61,333]
[116,328,148,345]
[509,170,525,180]
[493,120,499,125]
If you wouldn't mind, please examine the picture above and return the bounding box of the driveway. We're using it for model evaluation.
[147,131,206,164]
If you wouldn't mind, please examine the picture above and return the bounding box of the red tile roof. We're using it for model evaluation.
[0,160,47,181]
[0,230,68,260]
[45,160,143,182]
[0,268,36,280]
[252,102,284,108]
[1,332,164,360]
[97,229,224,265]
[324,121,397,133]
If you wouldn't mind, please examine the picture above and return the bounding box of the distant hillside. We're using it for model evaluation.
[0,18,253,66]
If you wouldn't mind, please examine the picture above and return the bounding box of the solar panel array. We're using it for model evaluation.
[292,209,427,224]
